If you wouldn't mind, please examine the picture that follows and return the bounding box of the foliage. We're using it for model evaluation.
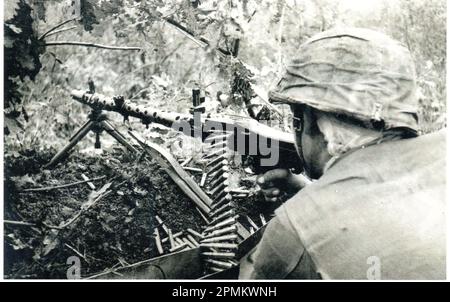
[4,0,44,110]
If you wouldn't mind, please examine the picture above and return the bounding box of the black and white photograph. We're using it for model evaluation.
[1,0,447,283]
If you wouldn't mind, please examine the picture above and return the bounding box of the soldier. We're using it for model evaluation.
[239,28,446,279]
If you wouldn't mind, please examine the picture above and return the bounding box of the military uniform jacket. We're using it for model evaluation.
[240,130,446,280]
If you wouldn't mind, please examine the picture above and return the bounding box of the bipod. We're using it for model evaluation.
[45,109,139,168]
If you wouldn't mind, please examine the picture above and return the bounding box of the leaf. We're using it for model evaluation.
[61,206,75,217]
[7,150,21,158]
[4,115,24,134]
[5,23,22,34]
[81,182,112,210]
[21,106,29,122]
[54,112,67,124]
[151,75,169,88]
[4,35,14,48]
[4,0,43,111]
[11,174,36,189]
[4,0,20,21]
[133,186,147,196]
[7,233,28,251]
[42,230,60,256]
[34,0,46,22]
[103,213,116,224]
[79,0,99,32]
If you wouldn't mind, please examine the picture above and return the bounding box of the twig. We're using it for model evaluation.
[4,220,36,227]
[44,41,141,51]
[247,9,257,23]
[44,26,77,38]
[164,17,229,56]
[81,174,96,190]
[164,18,208,48]
[39,18,77,40]
[111,271,124,277]
[64,243,87,261]
[20,176,106,192]
[117,258,130,267]
[43,190,112,230]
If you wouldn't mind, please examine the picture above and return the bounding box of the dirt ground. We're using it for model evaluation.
[4,147,208,278]
[3,146,274,279]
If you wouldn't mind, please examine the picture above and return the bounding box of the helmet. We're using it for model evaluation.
[269,27,419,134]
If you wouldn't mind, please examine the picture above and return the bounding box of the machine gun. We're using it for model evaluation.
[48,89,302,174]
[47,89,302,279]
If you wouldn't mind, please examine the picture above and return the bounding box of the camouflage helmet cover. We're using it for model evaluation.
[269,27,419,133]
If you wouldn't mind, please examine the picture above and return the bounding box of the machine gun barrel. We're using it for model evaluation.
[71,89,190,128]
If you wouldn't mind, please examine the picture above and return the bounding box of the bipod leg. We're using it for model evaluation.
[100,120,140,154]
[45,120,95,168]
[68,120,91,142]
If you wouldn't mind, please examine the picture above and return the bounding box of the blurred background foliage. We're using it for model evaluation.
[3,0,446,154]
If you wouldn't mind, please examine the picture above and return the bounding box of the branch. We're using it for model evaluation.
[4,220,36,227]
[44,41,141,51]
[164,18,229,56]
[64,243,87,262]
[44,26,78,38]
[20,176,106,193]
[39,18,77,40]
[164,18,209,48]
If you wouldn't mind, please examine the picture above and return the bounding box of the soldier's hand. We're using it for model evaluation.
[257,169,311,202]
